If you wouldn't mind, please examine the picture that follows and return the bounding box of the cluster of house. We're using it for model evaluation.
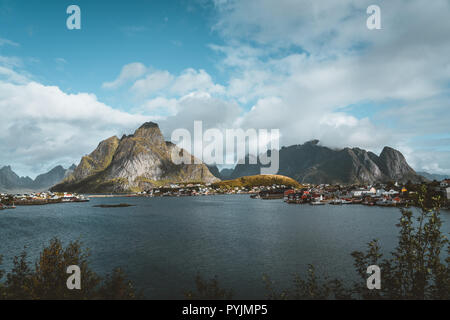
[282,180,450,207]
[0,192,89,206]
[115,179,450,207]
[138,183,274,197]
[284,185,408,206]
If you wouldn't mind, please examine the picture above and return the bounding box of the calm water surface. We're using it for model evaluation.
[0,195,449,299]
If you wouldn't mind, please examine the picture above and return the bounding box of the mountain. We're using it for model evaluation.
[0,165,75,193]
[33,165,68,190]
[206,165,234,180]
[206,164,222,179]
[219,168,234,180]
[230,140,425,185]
[0,166,34,193]
[417,172,449,182]
[52,122,219,193]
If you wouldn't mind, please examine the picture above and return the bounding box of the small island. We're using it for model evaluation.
[93,203,135,208]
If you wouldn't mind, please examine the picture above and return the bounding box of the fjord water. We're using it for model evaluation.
[1,195,449,299]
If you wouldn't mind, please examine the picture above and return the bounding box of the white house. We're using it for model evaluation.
[352,187,377,197]
[387,189,399,196]
[440,180,450,188]
[352,189,365,197]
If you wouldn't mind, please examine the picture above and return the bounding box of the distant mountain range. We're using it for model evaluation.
[2,123,442,193]
[0,164,75,193]
[51,122,219,193]
[416,172,449,182]
[215,140,427,185]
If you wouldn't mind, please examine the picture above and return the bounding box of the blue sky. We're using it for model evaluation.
[0,0,224,107]
[1,0,450,178]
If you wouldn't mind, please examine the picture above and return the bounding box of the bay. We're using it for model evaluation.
[0,195,449,299]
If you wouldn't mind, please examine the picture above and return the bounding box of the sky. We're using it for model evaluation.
[0,0,449,178]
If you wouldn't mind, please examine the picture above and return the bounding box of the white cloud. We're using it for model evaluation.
[105,65,227,100]
[400,147,450,176]
[129,67,225,98]
[0,56,23,68]
[159,91,242,137]
[102,62,147,89]
[170,68,225,96]
[55,58,67,64]
[0,81,149,177]
[0,37,19,47]
[130,70,174,97]
[140,96,178,116]
[0,66,29,84]
[212,0,450,55]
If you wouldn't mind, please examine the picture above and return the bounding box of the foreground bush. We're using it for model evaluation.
[0,238,139,300]
[185,274,233,300]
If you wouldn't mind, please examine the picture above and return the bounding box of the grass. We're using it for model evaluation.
[213,174,302,189]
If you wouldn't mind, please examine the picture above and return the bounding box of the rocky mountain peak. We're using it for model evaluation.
[133,121,165,145]
[134,122,161,136]
[380,146,404,159]
[305,139,320,145]
[378,146,417,181]
[138,122,159,130]
[52,122,220,193]
[0,165,13,172]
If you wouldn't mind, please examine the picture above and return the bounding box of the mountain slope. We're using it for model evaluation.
[33,165,69,190]
[230,140,425,185]
[65,136,120,183]
[52,122,219,193]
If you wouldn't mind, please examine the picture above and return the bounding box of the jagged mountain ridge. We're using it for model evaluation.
[0,165,75,193]
[52,122,219,193]
[417,172,449,182]
[229,140,426,185]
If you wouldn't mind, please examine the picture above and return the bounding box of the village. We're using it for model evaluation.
[1,179,449,209]
[0,192,89,209]
[137,179,450,209]
[132,178,449,203]
[280,180,450,208]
